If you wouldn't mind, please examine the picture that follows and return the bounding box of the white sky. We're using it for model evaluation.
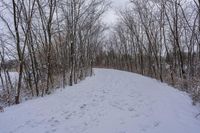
[103,0,129,24]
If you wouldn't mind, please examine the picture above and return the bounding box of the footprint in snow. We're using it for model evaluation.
[80,104,87,109]
[128,107,135,112]
[65,113,73,120]
[47,117,60,127]
[61,111,69,115]
[153,121,160,127]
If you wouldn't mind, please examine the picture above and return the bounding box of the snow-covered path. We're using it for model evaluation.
[0,69,200,133]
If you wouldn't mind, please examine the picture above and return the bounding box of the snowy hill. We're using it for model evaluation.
[0,68,200,133]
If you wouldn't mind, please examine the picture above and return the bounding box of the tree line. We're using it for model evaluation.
[95,0,200,104]
[0,0,109,105]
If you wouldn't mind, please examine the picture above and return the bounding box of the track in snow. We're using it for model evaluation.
[0,68,200,133]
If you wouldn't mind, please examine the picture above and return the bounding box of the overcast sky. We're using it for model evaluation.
[103,0,129,24]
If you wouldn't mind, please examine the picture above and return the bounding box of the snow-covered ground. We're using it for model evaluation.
[0,68,200,133]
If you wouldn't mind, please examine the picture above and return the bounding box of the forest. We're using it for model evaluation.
[0,0,199,106]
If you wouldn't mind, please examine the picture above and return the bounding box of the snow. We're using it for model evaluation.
[0,68,200,133]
